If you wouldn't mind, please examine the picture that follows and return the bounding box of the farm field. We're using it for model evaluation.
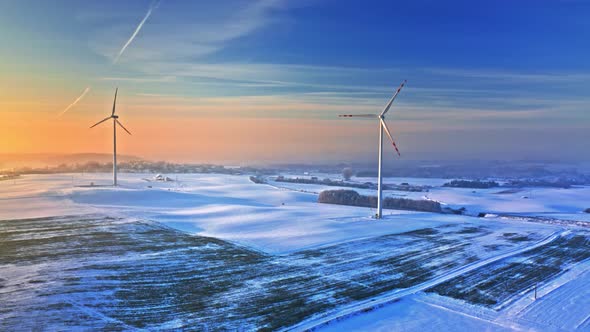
[0,213,564,331]
[1,173,590,330]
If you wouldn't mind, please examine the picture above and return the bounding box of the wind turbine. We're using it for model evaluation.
[339,80,406,219]
[90,88,132,186]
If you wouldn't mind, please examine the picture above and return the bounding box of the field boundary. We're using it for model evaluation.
[286,230,564,332]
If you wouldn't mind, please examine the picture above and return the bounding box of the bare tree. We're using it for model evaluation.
[342,167,354,181]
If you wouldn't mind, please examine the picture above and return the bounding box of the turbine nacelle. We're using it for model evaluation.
[338,80,406,157]
[89,88,131,135]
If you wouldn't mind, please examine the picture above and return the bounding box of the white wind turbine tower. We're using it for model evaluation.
[90,88,132,186]
[339,80,406,219]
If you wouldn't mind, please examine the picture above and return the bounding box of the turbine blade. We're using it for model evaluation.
[380,119,401,156]
[338,114,378,118]
[111,88,118,116]
[90,116,112,129]
[116,119,132,135]
[380,80,407,117]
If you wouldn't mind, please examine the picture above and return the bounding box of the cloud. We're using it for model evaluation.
[424,67,590,83]
[90,0,289,63]
[80,1,589,138]
[59,1,161,118]
[58,87,91,117]
[100,75,176,83]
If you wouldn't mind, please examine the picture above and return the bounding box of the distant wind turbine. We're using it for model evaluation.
[339,80,407,219]
[90,88,132,186]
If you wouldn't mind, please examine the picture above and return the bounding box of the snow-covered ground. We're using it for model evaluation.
[4,173,587,253]
[0,173,485,253]
[1,172,590,330]
[270,174,590,221]
[321,259,590,332]
[319,293,516,332]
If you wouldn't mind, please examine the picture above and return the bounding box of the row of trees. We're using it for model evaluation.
[275,176,428,192]
[0,174,20,181]
[444,178,577,189]
[5,161,277,176]
[505,179,572,189]
[249,176,266,184]
[276,176,378,189]
[317,190,442,213]
[443,180,499,189]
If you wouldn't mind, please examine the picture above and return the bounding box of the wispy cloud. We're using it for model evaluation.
[424,67,590,84]
[113,0,161,64]
[80,1,590,138]
[90,0,290,63]
[58,87,91,117]
[100,75,176,83]
[122,86,590,134]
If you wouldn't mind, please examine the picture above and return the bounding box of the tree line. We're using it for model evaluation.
[317,190,442,213]
[443,180,499,189]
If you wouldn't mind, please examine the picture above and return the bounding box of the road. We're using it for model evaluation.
[287,230,564,332]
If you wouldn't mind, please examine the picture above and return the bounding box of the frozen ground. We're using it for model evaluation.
[0,173,520,253]
[271,175,590,218]
[0,214,570,331]
[1,173,590,330]
[319,293,516,332]
[322,239,590,332]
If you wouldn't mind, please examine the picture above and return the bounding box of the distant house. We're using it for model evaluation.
[154,174,173,182]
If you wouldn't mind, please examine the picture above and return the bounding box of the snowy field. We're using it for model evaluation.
[270,175,590,219]
[1,173,590,330]
[0,173,463,253]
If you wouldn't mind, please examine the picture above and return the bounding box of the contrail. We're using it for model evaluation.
[58,1,160,117]
[113,0,160,64]
[58,87,91,117]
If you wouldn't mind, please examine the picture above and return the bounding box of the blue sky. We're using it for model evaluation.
[1,0,589,163]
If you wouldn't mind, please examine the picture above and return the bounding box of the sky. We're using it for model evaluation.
[1,0,589,164]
